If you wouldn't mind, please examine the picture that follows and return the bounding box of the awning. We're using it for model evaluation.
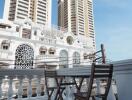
[1,40,10,46]
[39,46,47,52]
[49,47,56,52]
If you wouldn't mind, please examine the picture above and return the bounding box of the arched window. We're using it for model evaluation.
[59,50,68,68]
[39,46,47,55]
[15,44,34,69]
[49,47,56,55]
[1,40,10,50]
[73,52,80,64]
[22,28,31,39]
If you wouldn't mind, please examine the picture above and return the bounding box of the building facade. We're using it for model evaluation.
[0,19,94,69]
[3,0,51,26]
[58,0,95,47]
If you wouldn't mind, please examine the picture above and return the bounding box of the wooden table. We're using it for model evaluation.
[57,65,91,77]
[55,66,91,100]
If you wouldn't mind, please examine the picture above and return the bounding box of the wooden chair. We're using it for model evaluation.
[74,63,113,100]
[88,44,106,64]
[44,70,65,100]
[94,44,106,64]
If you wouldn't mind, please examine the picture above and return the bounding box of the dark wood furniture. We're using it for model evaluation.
[87,44,106,64]
[94,44,106,64]
[44,70,65,100]
[74,63,113,100]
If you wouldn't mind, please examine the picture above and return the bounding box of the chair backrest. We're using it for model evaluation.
[87,44,106,64]
[44,70,58,98]
[93,44,106,64]
[44,70,57,78]
[87,63,113,99]
[44,70,58,90]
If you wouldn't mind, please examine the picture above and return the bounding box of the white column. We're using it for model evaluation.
[18,77,23,98]
[8,77,13,99]
[0,77,3,98]
[30,29,36,40]
[68,50,73,68]
[43,78,48,99]
[28,77,32,98]
[36,76,41,96]
[19,25,23,38]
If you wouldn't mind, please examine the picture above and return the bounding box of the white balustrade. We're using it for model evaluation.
[0,69,45,99]
[36,76,41,97]
[28,76,32,98]
[0,59,132,100]
[8,77,13,99]
[18,76,23,98]
[0,77,2,98]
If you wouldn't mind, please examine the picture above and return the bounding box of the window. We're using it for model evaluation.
[49,47,56,55]
[84,53,88,59]
[66,36,74,45]
[34,30,37,36]
[40,51,46,55]
[15,44,34,69]
[49,51,54,55]
[22,28,31,39]
[73,52,80,64]
[1,40,10,50]
[16,26,19,32]
[39,46,47,55]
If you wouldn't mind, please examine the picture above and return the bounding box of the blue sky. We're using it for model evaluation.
[0,0,132,61]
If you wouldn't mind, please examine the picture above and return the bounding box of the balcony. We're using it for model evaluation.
[0,59,132,100]
[35,55,59,67]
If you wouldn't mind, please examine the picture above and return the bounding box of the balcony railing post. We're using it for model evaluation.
[0,77,3,98]
[8,76,13,99]
[43,78,48,99]
[18,76,23,98]
[36,76,41,96]
[28,76,32,98]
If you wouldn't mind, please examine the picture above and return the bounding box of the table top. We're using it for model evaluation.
[56,65,91,77]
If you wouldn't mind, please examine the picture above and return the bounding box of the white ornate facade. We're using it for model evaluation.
[0,19,94,69]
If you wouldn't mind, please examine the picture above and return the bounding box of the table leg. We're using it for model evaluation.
[73,77,84,93]
[55,77,64,100]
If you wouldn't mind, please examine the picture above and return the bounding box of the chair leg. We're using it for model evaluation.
[102,97,107,100]
[74,97,76,100]
[92,96,96,100]
[114,94,118,100]
[48,97,51,100]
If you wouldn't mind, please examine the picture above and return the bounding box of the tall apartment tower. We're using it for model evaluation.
[3,0,52,26]
[58,0,95,47]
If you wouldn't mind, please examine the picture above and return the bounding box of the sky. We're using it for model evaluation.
[0,0,132,61]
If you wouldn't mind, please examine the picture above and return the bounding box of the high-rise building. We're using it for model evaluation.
[3,0,52,26]
[58,0,95,47]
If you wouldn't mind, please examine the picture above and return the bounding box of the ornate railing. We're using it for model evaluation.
[0,69,48,100]
[0,59,132,100]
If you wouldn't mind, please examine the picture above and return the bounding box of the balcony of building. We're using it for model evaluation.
[0,59,131,100]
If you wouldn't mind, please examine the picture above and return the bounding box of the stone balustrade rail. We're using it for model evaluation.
[0,59,132,100]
